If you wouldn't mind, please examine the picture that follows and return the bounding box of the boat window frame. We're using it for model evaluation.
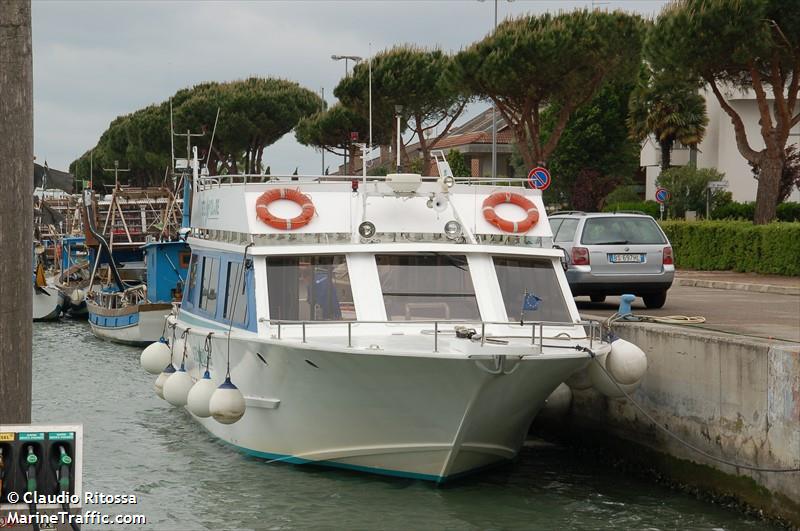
[375,253,482,322]
[199,255,220,315]
[492,255,573,323]
[223,260,249,326]
[183,254,200,310]
[264,254,356,322]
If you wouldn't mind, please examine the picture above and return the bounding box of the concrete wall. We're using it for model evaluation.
[564,322,800,523]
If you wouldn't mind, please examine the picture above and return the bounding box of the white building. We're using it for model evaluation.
[641,86,800,203]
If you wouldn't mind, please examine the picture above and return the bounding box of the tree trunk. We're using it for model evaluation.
[659,138,673,172]
[0,0,33,423]
[753,154,783,224]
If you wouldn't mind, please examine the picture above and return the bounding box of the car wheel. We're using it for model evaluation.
[643,291,667,309]
[590,294,606,303]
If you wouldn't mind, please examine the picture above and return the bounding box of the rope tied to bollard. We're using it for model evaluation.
[576,345,800,474]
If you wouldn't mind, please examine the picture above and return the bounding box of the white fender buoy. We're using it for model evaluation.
[187,371,216,418]
[154,364,176,399]
[209,377,246,425]
[588,353,639,399]
[565,366,593,390]
[140,340,172,375]
[163,365,194,407]
[606,338,648,385]
[539,383,573,419]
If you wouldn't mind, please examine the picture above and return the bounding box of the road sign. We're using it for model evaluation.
[527,167,551,190]
[655,187,671,204]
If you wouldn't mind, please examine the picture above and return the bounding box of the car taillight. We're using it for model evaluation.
[572,246,590,266]
[663,246,673,265]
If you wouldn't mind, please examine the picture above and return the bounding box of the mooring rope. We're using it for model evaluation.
[577,346,800,473]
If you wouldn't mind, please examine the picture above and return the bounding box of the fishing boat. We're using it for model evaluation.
[52,236,92,317]
[141,148,649,482]
[84,184,189,345]
[32,245,65,321]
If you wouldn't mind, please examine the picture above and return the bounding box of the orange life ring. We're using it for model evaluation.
[482,192,539,233]
[255,188,315,230]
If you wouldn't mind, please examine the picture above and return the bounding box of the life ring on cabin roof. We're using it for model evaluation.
[255,188,315,230]
[482,192,539,233]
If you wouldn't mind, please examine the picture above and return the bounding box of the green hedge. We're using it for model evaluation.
[711,201,800,222]
[659,221,800,276]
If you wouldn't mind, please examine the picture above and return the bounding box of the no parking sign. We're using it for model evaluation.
[655,187,671,203]
[527,167,551,190]
[655,187,670,220]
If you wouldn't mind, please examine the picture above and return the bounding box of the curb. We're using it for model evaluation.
[675,278,800,296]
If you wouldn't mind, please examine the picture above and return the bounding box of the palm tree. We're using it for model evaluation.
[628,66,709,171]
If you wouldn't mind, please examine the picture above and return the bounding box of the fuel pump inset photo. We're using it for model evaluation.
[0,424,84,531]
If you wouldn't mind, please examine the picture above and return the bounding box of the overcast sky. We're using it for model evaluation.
[32,0,668,176]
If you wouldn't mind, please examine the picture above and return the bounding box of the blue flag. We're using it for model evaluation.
[522,291,542,311]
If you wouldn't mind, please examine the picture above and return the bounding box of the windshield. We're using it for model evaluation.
[493,256,572,323]
[376,254,480,321]
[581,217,666,245]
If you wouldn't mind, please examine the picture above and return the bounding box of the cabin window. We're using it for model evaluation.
[185,254,199,306]
[199,256,220,313]
[224,261,248,325]
[266,255,355,321]
[493,256,571,323]
[376,254,480,321]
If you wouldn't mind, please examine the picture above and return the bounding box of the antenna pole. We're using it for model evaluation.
[103,160,131,189]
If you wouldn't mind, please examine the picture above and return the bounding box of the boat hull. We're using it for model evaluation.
[179,329,588,482]
[32,285,64,321]
[88,302,171,346]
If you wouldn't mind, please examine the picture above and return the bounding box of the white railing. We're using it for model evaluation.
[261,318,603,353]
[195,174,537,191]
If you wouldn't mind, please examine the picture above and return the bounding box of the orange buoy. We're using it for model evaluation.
[255,188,315,230]
[482,192,539,233]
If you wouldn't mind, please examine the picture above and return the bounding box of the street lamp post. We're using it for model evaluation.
[479,0,513,180]
[331,54,363,174]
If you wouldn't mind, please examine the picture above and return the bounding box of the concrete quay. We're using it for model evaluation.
[546,276,800,524]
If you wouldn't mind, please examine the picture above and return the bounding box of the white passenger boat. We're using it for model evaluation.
[149,151,623,482]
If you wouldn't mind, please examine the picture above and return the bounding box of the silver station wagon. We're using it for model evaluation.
[549,211,674,308]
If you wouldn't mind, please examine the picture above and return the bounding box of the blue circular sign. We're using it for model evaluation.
[655,187,671,204]
[527,167,551,190]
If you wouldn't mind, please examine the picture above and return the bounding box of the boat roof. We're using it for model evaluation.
[189,174,554,254]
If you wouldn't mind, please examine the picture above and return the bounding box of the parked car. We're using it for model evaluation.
[549,211,674,308]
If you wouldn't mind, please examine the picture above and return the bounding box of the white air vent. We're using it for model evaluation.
[386,173,422,195]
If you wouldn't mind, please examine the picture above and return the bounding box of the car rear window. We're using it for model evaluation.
[581,217,666,245]
[553,218,579,242]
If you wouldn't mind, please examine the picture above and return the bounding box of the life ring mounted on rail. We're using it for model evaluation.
[482,192,539,233]
[255,188,316,230]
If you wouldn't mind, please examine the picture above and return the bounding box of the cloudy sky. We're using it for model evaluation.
[32,0,668,176]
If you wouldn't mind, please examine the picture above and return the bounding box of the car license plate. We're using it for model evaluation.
[609,253,644,263]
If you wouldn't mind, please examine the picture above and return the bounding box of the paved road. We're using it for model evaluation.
[576,284,800,343]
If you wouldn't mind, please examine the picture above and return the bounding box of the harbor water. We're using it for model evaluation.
[32,321,772,530]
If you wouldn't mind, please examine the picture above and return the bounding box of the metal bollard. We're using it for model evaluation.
[434,321,438,353]
[348,322,352,348]
[302,322,306,343]
[481,322,486,346]
[277,322,281,340]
